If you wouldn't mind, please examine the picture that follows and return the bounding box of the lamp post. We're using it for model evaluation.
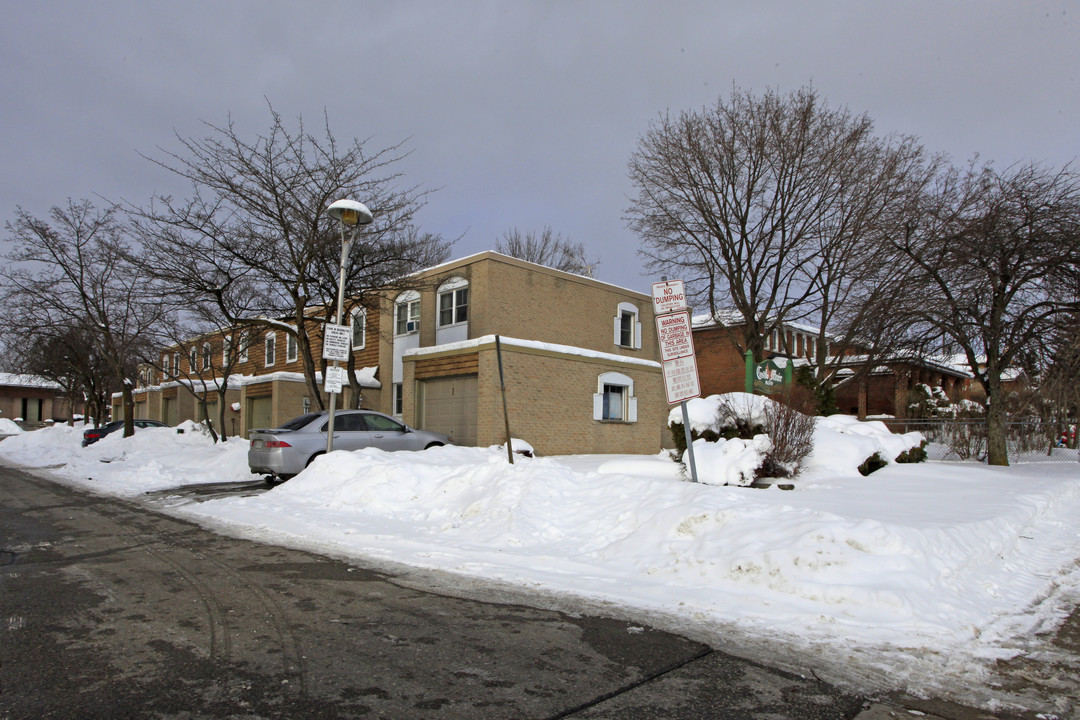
[324,198,374,453]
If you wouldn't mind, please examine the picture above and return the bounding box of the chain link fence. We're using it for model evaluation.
[878,419,1079,464]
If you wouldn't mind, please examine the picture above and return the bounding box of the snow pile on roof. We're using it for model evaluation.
[0,373,62,389]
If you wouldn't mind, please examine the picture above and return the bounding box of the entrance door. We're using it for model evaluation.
[419,375,478,446]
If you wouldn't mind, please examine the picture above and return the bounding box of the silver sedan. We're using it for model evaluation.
[248,410,452,482]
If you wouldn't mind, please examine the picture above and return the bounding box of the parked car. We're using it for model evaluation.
[82,419,169,447]
[248,410,452,483]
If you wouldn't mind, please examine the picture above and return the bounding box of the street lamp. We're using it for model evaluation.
[324,198,374,453]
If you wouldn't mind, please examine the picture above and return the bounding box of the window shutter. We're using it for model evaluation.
[634,321,642,349]
[592,393,604,420]
[628,396,638,422]
[613,316,621,345]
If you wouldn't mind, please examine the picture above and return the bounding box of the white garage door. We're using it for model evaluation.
[420,376,478,446]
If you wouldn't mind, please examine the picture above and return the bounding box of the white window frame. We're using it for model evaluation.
[202,342,212,371]
[437,277,469,328]
[592,371,638,423]
[189,347,197,373]
[613,302,642,350]
[265,332,276,367]
[238,331,249,363]
[162,354,170,376]
[395,291,421,336]
[223,335,232,366]
[286,327,298,364]
[351,307,367,350]
[173,352,180,376]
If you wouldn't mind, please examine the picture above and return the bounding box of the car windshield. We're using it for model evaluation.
[279,413,321,431]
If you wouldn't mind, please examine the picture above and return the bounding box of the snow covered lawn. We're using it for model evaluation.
[2,419,1078,702]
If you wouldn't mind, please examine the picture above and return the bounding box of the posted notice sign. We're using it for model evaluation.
[662,355,701,404]
[324,365,345,394]
[651,280,688,316]
[655,310,695,363]
[321,323,352,362]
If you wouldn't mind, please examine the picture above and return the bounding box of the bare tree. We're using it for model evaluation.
[133,106,452,410]
[626,86,924,366]
[890,161,1080,465]
[1,200,168,436]
[495,227,599,276]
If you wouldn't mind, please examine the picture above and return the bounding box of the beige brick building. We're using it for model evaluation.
[119,252,669,455]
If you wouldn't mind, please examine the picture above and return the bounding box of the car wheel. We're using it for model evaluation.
[305,452,325,467]
[423,442,444,450]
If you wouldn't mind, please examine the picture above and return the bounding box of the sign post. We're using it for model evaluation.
[651,281,701,483]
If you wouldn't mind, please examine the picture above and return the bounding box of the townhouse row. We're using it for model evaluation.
[119,252,669,455]
[118,250,995,455]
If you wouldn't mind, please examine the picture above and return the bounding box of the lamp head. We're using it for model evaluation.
[326,199,374,226]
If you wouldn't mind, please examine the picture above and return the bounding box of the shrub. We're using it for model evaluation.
[895,440,928,464]
[858,452,888,476]
[758,391,817,479]
[794,365,838,416]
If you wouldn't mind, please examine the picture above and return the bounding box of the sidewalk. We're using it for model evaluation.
[855,602,1080,720]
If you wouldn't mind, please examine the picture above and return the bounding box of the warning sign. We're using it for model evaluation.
[655,310,695,363]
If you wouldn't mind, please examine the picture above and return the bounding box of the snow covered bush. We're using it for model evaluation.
[759,394,817,478]
[669,393,813,484]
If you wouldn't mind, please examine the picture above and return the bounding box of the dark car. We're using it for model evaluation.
[248,410,451,483]
[82,419,169,447]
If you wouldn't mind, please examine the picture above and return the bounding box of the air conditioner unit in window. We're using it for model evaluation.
[405,320,419,333]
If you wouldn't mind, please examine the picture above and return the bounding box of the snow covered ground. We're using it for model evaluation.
[2,417,1079,711]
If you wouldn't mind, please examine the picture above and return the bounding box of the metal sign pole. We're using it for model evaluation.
[680,400,699,483]
[495,335,514,464]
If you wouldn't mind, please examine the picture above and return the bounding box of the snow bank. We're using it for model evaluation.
[670,394,925,480]
[2,419,1079,703]
[0,421,250,494]
[0,418,24,434]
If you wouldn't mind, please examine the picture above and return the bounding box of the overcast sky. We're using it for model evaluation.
[2,1,1077,293]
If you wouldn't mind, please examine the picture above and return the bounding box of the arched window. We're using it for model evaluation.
[613,302,642,349]
[592,371,638,422]
[351,307,367,349]
[202,342,212,370]
[264,332,276,367]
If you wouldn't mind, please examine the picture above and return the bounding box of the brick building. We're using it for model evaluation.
[119,252,667,455]
[690,314,972,418]
[0,373,83,426]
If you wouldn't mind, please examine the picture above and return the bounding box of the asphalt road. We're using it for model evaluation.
[0,464,868,720]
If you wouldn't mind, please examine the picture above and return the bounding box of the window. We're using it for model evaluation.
[613,302,642,349]
[265,332,276,367]
[173,352,180,375]
[286,329,298,363]
[592,371,638,422]
[238,331,249,363]
[202,342,211,370]
[392,383,404,415]
[395,291,421,335]
[162,354,170,376]
[189,346,197,372]
[223,335,232,365]
[437,277,469,327]
[603,384,625,420]
[351,307,366,349]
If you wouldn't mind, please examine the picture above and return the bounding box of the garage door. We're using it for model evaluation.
[163,397,178,426]
[248,396,273,433]
[420,375,478,446]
